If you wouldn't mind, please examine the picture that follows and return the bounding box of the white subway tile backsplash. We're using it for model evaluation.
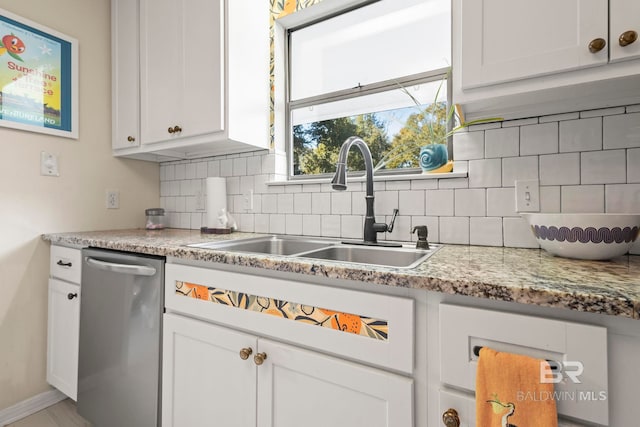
[312,192,331,214]
[559,118,602,152]
[581,150,626,184]
[386,180,411,191]
[539,112,579,123]
[426,190,454,216]
[455,189,486,216]
[470,217,503,246]
[453,132,484,160]
[285,184,302,194]
[321,215,341,237]
[285,214,303,235]
[438,177,469,189]
[207,160,220,177]
[238,213,254,232]
[159,106,639,250]
[439,217,469,244]
[331,192,351,215]
[539,153,580,185]
[254,214,269,233]
[411,179,439,190]
[220,159,233,176]
[485,127,519,158]
[277,193,294,214]
[385,215,411,241]
[174,164,186,180]
[628,148,640,183]
[561,185,604,213]
[399,190,425,215]
[487,187,517,217]
[302,183,322,193]
[503,217,539,248]
[351,191,366,215]
[303,215,321,236]
[374,191,398,215]
[341,215,363,239]
[262,194,277,213]
[581,106,625,118]
[605,184,640,213]
[502,117,538,128]
[226,177,240,195]
[502,156,538,187]
[604,112,640,149]
[293,193,312,214]
[185,163,196,179]
[540,186,561,212]
[246,156,262,175]
[520,123,558,156]
[469,158,501,188]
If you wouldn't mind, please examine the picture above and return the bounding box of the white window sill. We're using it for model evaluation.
[266,170,467,187]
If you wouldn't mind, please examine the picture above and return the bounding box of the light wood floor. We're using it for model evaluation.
[6,399,90,427]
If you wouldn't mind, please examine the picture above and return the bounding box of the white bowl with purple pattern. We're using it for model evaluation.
[521,213,640,260]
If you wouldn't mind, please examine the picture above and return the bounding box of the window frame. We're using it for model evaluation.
[284,6,453,181]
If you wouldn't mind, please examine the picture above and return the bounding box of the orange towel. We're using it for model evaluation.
[476,347,558,427]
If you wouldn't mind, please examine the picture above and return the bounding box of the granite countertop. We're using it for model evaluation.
[42,228,640,320]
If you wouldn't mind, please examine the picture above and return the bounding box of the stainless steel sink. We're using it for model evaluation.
[187,235,440,268]
[187,235,335,256]
[299,245,437,269]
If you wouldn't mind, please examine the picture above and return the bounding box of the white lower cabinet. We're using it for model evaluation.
[162,312,412,427]
[46,278,80,400]
[47,245,82,401]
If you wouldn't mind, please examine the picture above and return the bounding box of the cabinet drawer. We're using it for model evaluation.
[438,389,590,427]
[165,263,414,374]
[50,245,82,284]
[439,304,608,425]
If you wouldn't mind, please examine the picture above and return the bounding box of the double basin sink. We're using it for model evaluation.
[188,235,440,269]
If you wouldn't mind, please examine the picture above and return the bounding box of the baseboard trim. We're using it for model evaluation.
[0,389,67,426]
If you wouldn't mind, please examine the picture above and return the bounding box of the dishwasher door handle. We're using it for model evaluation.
[85,257,157,276]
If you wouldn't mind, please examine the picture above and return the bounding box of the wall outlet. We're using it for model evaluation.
[243,190,254,211]
[515,180,540,212]
[40,151,59,177]
[106,190,120,209]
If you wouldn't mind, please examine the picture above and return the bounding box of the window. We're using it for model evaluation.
[287,0,451,178]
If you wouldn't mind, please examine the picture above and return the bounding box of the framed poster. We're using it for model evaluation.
[0,8,78,138]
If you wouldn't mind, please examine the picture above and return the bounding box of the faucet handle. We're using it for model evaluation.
[386,209,399,233]
[412,225,429,249]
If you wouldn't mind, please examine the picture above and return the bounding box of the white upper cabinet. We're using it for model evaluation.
[610,0,640,62]
[112,0,269,161]
[460,0,608,89]
[140,0,224,145]
[111,0,140,150]
[453,0,640,120]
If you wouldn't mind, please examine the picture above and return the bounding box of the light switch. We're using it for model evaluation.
[40,151,59,177]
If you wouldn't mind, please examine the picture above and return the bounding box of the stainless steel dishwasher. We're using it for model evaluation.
[79,248,164,427]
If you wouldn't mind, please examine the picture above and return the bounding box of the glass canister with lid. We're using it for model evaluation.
[145,208,165,230]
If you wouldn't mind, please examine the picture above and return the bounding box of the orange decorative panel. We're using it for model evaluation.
[176,281,389,341]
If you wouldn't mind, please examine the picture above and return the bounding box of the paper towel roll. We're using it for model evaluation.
[206,177,227,228]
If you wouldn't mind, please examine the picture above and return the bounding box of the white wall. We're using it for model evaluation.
[0,0,159,410]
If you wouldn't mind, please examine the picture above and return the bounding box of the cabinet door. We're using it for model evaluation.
[46,279,80,400]
[162,313,257,427]
[112,0,140,150]
[610,0,640,62]
[459,0,608,89]
[256,339,413,427]
[140,0,224,145]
